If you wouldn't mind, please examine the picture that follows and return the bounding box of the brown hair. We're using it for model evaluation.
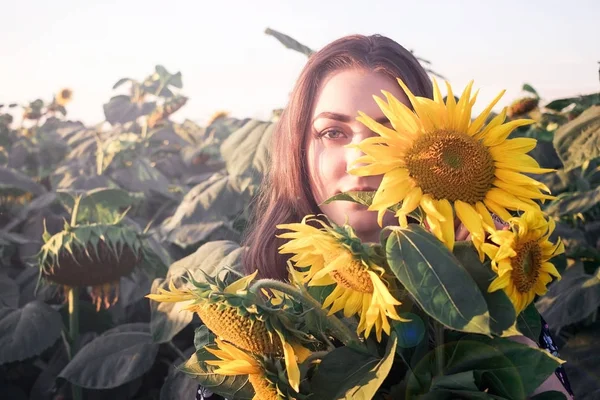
[241,34,434,280]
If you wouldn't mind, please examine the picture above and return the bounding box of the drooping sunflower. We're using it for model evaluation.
[204,338,284,400]
[484,210,564,314]
[348,78,555,258]
[146,270,310,392]
[277,215,407,342]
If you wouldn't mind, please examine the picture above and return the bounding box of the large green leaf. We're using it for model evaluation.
[0,273,19,308]
[310,334,397,399]
[544,92,600,112]
[553,105,600,170]
[0,301,63,364]
[159,174,251,249]
[220,119,274,188]
[0,165,45,195]
[179,351,254,400]
[558,322,600,398]
[407,336,562,399]
[159,346,198,400]
[536,263,600,330]
[452,242,516,336]
[544,186,600,217]
[516,303,542,343]
[149,240,244,343]
[58,326,159,389]
[386,225,490,334]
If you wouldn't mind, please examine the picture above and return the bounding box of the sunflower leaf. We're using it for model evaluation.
[452,241,516,336]
[310,333,397,399]
[58,329,159,389]
[0,301,63,364]
[386,225,491,335]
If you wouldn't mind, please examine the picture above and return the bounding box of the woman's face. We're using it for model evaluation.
[306,68,411,242]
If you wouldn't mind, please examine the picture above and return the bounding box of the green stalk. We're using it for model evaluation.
[68,286,82,400]
[249,279,361,347]
[434,321,445,376]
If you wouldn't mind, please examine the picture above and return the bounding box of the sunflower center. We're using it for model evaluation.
[511,240,543,293]
[327,255,374,294]
[404,130,495,204]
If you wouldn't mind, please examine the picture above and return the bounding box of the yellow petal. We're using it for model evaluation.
[278,332,300,392]
[483,119,536,147]
[420,194,447,221]
[468,90,507,135]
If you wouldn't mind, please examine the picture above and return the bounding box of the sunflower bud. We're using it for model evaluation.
[507,97,539,118]
[194,303,282,355]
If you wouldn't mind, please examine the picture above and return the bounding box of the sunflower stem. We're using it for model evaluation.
[434,321,445,376]
[249,279,361,347]
[68,286,82,400]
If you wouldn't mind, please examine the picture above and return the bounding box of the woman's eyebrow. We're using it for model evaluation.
[312,111,390,124]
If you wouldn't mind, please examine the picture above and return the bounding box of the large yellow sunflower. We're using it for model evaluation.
[277,215,408,342]
[205,338,280,400]
[483,211,564,314]
[348,78,555,258]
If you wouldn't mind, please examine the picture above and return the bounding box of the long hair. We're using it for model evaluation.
[242,34,434,280]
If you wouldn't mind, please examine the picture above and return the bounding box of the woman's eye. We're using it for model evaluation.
[320,129,346,139]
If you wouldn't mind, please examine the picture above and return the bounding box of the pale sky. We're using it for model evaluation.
[3,0,599,126]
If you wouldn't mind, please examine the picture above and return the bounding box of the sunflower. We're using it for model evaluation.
[347,78,555,259]
[146,271,309,392]
[484,211,564,314]
[56,88,73,106]
[205,339,281,400]
[277,215,407,342]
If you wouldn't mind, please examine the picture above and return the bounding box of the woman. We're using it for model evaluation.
[197,34,573,399]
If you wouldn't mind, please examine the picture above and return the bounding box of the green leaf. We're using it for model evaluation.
[158,347,199,400]
[0,274,19,308]
[264,27,314,57]
[0,301,63,364]
[149,241,244,342]
[444,336,561,398]
[558,322,600,398]
[522,83,539,97]
[452,242,516,336]
[536,263,600,330]
[393,312,427,349]
[103,95,156,125]
[220,119,274,189]
[429,371,479,392]
[179,351,254,400]
[322,191,422,224]
[159,175,250,249]
[553,105,600,170]
[544,186,600,218]
[58,330,159,389]
[112,77,133,90]
[516,303,542,342]
[311,334,397,399]
[385,225,490,335]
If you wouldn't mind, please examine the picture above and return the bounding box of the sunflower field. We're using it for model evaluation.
[1,29,599,400]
